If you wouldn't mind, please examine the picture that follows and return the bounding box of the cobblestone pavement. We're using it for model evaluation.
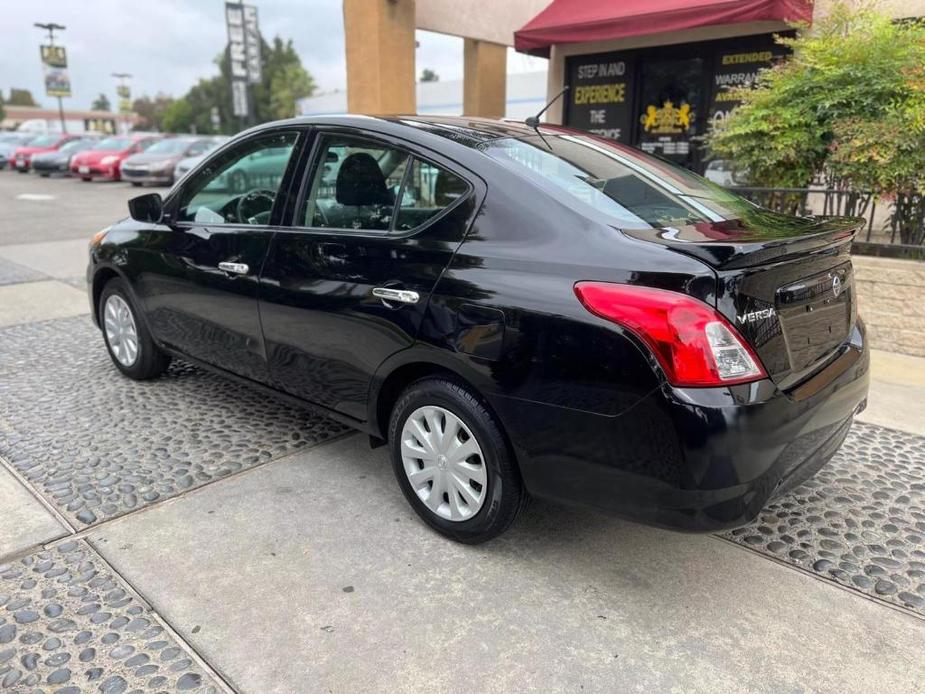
[0,540,220,692]
[0,315,348,528]
[725,422,925,614]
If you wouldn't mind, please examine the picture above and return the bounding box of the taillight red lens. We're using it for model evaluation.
[574,282,767,387]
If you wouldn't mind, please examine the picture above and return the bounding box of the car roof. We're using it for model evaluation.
[255,114,562,149]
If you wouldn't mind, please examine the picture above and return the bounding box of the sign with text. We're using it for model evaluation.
[116,84,132,115]
[40,44,71,98]
[225,1,259,117]
[566,53,634,143]
[243,4,262,84]
[707,36,787,131]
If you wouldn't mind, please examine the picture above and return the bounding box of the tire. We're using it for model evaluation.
[98,278,170,380]
[39,173,50,178]
[130,182,142,187]
[388,377,525,543]
[81,177,92,182]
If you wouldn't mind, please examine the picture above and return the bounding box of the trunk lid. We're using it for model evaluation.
[623,213,862,389]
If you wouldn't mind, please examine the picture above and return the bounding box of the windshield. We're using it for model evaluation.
[145,139,193,155]
[60,139,93,154]
[26,135,60,148]
[94,137,133,151]
[481,135,752,229]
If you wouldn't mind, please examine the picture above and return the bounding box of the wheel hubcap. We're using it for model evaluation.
[103,294,139,367]
[400,405,487,522]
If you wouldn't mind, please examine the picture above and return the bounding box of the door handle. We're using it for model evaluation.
[218,261,249,276]
[372,287,420,305]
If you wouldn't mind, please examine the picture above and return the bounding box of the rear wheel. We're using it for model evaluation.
[130,182,142,187]
[388,377,525,543]
[99,278,170,380]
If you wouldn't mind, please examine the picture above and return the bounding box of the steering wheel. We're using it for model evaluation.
[236,189,276,224]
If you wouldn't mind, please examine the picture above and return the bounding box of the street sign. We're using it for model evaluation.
[40,44,71,97]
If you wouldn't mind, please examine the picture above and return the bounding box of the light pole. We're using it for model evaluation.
[34,22,67,133]
[111,72,132,134]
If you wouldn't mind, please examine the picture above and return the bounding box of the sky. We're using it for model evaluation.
[0,0,546,111]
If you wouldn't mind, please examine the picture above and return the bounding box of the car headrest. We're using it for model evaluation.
[335,152,393,207]
[434,169,468,207]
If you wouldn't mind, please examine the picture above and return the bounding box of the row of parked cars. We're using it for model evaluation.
[0,131,228,187]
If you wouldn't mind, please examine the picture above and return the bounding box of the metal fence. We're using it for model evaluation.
[729,186,925,259]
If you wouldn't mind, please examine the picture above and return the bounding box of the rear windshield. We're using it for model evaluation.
[481,134,752,229]
[94,137,133,150]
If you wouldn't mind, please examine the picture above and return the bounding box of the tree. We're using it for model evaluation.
[254,37,317,121]
[91,93,111,112]
[160,34,317,134]
[161,98,196,133]
[0,93,5,124]
[420,68,439,82]
[131,93,175,132]
[7,88,38,107]
[707,2,925,190]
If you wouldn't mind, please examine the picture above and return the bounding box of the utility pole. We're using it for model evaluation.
[34,22,67,133]
[112,72,132,134]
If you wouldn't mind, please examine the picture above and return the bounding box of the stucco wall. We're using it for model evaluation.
[853,255,925,357]
[416,0,549,46]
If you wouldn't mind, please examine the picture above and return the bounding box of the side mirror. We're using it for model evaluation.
[128,193,164,223]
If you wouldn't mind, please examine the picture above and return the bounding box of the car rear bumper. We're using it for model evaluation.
[489,321,870,532]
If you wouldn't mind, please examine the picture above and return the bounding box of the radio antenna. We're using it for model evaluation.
[525,85,569,129]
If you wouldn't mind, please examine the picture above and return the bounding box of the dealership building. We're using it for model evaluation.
[344,1,925,172]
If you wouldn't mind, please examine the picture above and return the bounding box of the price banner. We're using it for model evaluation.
[40,45,71,98]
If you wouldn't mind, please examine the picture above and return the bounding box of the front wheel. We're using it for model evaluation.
[388,377,525,543]
[99,278,170,380]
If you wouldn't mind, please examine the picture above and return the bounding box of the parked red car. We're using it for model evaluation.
[69,135,160,181]
[9,133,80,173]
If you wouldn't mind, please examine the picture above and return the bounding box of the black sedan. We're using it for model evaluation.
[86,116,869,543]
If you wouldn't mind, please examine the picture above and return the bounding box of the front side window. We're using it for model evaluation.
[176,131,297,225]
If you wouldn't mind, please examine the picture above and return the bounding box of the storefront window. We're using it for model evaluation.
[564,34,791,173]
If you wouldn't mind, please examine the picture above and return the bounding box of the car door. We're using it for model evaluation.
[258,129,479,421]
[132,128,302,383]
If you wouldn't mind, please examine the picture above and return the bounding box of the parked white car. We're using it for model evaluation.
[171,136,229,185]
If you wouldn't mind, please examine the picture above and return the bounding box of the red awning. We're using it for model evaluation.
[515,0,813,56]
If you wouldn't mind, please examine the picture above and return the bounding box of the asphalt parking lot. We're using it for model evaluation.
[2,171,925,693]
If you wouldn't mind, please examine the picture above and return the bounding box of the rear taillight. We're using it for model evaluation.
[574,282,766,387]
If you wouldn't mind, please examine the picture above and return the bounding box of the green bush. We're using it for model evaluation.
[707,2,925,195]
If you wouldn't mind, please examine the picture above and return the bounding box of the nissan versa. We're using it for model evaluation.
[86,116,869,543]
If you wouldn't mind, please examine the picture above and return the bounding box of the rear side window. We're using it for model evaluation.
[302,134,468,233]
[395,159,468,232]
[303,135,409,231]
